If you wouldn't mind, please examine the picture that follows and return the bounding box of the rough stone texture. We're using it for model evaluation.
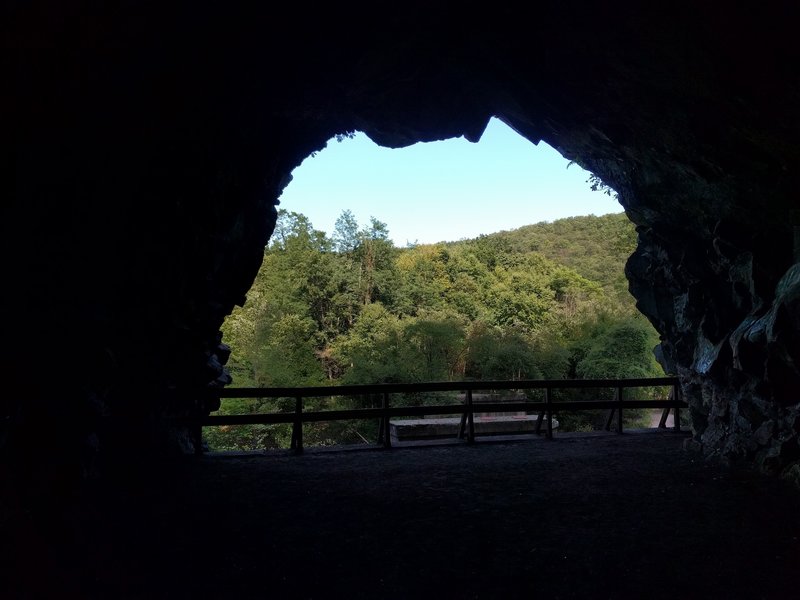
[3,1,800,490]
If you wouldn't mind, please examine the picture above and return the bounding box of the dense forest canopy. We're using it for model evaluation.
[209,211,667,450]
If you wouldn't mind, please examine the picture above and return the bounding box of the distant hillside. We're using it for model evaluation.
[457,212,637,306]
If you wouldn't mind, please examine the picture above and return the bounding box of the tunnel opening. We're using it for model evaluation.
[5,4,800,598]
[3,0,797,472]
[205,118,683,453]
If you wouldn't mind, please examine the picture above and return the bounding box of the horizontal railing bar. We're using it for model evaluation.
[206,413,297,425]
[204,409,379,426]
[203,405,464,426]
[212,377,679,399]
[285,407,385,423]
[442,400,686,413]
[200,400,688,426]
[376,405,467,418]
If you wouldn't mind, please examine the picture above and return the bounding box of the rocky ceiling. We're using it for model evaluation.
[4,1,799,489]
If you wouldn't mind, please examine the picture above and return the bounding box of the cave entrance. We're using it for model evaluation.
[208,118,675,452]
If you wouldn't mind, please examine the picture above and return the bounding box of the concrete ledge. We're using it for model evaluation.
[390,415,559,442]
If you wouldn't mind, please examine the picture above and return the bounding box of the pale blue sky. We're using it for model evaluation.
[278,117,622,247]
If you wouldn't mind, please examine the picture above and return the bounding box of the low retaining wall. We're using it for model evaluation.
[390,415,560,443]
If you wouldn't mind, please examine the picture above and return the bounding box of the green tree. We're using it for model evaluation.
[482,266,555,331]
[253,314,324,387]
[466,322,539,380]
[400,311,468,382]
[574,317,662,381]
[554,315,664,432]
[332,209,360,253]
[355,217,396,306]
[330,302,405,384]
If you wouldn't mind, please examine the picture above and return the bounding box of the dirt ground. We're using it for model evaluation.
[5,429,800,599]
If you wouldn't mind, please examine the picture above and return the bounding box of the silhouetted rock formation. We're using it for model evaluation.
[4,1,799,493]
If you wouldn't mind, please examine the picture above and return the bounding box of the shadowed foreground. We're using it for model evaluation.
[7,431,800,599]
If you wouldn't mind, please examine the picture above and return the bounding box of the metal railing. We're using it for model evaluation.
[197,377,687,454]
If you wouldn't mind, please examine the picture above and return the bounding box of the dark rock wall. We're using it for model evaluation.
[4,2,799,487]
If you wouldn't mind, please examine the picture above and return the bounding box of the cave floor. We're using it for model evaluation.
[7,429,800,599]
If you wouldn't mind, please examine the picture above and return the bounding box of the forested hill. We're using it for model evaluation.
[460,212,636,306]
[212,209,663,449]
[222,209,657,385]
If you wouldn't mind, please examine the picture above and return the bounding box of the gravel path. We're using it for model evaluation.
[5,430,799,599]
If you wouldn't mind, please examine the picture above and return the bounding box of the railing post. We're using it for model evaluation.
[658,387,672,429]
[672,383,681,433]
[545,387,553,440]
[466,389,475,444]
[604,407,615,432]
[616,386,624,434]
[458,390,468,440]
[535,410,544,435]
[382,392,392,448]
[290,396,303,454]
[193,418,203,455]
